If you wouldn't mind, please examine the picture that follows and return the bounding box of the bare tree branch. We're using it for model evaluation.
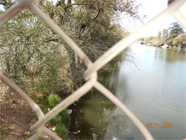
[93,0,100,20]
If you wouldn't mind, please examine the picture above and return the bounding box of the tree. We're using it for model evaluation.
[156,31,164,46]
[49,0,141,60]
[0,0,142,94]
[173,34,186,48]
[167,22,184,45]
[0,7,71,95]
[162,29,168,44]
[144,22,185,48]
[33,0,141,87]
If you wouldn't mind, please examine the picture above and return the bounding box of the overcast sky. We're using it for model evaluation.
[120,0,186,37]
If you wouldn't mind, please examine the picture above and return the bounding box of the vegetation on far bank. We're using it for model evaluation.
[140,22,186,51]
[0,0,142,139]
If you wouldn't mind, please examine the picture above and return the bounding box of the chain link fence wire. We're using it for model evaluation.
[0,0,186,139]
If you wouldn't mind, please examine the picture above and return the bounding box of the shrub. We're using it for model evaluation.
[47,94,61,107]
[47,94,70,139]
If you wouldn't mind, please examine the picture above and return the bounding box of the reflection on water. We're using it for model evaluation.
[70,44,186,140]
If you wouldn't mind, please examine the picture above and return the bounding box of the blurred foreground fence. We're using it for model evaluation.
[0,0,186,139]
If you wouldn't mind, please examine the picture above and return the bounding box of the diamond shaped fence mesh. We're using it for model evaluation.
[0,0,186,139]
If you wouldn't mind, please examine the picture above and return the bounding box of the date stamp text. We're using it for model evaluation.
[146,123,173,128]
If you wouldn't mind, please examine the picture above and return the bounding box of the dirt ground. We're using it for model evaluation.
[0,96,78,140]
[0,96,35,140]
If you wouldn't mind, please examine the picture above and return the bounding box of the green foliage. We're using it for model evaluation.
[47,94,61,107]
[156,42,164,47]
[145,36,157,46]
[145,22,185,48]
[50,109,70,132]
[173,34,186,48]
[47,94,70,127]
[48,94,70,127]
[0,8,69,96]
[0,0,142,95]
[167,22,184,45]
[47,94,70,139]
[59,109,70,128]
[138,38,145,41]
[50,115,62,126]
[55,124,70,140]
[162,29,168,44]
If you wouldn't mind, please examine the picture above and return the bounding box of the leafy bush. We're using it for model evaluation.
[47,94,61,107]
[173,34,186,48]
[59,110,70,128]
[50,115,62,126]
[47,94,70,139]
[55,124,70,140]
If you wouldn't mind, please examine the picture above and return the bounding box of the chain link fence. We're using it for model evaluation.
[0,0,186,139]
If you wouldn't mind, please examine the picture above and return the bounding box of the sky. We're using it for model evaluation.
[120,0,186,37]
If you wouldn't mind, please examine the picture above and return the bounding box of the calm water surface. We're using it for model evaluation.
[70,44,186,140]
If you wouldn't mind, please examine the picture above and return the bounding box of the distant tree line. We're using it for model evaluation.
[143,22,186,50]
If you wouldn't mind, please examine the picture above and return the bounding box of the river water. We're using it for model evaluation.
[70,44,186,140]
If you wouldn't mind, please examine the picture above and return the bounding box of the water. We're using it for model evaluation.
[70,44,186,140]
